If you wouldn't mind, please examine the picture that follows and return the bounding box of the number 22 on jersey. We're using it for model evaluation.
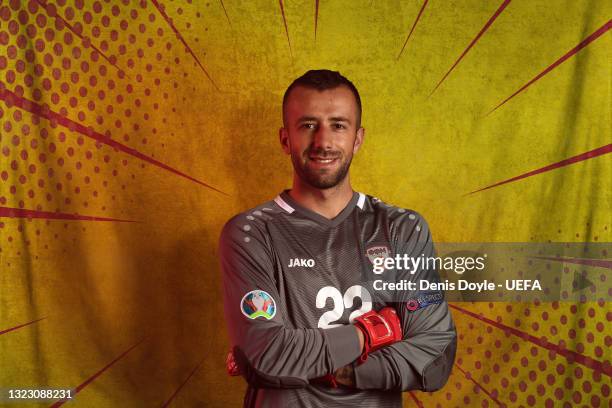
[316,285,372,329]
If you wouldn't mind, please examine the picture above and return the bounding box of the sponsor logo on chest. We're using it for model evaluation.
[288,258,316,268]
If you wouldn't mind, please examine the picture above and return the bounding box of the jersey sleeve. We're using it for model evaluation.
[353,213,457,391]
[219,215,362,387]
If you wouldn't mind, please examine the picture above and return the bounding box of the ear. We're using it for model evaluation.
[279,127,291,155]
[353,127,365,154]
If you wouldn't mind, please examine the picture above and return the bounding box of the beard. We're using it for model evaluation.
[291,147,353,189]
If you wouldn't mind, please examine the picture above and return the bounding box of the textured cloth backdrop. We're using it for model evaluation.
[0,1,610,407]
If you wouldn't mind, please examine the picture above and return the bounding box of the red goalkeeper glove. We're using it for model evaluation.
[226,350,240,376]
[353,307,402,364]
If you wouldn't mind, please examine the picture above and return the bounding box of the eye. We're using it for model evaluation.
[301,123,316,130]
[333,123,346,130]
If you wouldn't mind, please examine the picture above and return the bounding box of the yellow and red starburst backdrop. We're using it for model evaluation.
[0,0,610,407]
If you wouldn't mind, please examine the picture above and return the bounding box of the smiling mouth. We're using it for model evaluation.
[309,157,337,164]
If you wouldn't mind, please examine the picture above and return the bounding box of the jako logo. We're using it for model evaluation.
[288,258,315,267]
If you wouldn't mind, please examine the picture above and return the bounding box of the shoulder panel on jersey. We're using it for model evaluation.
[370,197,420,220]
[356,192,366,209]
[357,193,381,213]
[273,195,295,214]
[221,213,265,250]
[220,199,284,247]
[396,210,434,259]
[370,196,395,211]
[369,197,431,243]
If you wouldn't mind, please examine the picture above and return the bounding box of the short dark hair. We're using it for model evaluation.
[282,69,362,127]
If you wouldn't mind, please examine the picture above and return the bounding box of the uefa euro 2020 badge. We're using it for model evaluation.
[241,290,276,320]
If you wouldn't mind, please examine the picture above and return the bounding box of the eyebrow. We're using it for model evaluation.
[294,116,352,125]
[295,116,318,124]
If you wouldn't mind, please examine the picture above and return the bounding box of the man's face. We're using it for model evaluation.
[280,85,364,189]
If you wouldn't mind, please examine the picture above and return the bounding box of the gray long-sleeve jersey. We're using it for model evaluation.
[220,191,456,407]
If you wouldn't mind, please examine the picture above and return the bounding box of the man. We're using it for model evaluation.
[220,70,456,407]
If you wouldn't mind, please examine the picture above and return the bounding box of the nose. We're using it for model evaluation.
[312,124,333,151]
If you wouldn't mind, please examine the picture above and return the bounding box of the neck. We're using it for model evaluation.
[288,175,355,219]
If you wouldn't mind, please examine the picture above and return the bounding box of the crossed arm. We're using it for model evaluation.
[220,215,456,391]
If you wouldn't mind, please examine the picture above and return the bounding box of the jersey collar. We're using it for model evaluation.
[275,190,365,227]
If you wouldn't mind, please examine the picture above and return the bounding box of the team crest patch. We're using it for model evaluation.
[241,290,276,320]
[366,245,391,264]
[406,291,444,312]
